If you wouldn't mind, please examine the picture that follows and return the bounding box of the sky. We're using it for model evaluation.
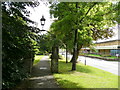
[96,24,119,43]
[27,1,119,42]
[27,1,54,34]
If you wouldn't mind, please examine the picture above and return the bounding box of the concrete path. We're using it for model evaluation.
[17,56,60,89]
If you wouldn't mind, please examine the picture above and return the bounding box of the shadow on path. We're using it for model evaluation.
[17,56,60,89]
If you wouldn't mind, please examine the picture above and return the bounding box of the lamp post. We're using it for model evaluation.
[40,15,46,30]
[40,16,59,73]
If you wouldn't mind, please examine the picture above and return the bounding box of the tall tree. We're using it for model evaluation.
[2,2,39,88]
[50,2,117,70]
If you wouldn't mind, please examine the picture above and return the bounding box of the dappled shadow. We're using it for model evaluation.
[26,75,59,88]
[31,59,52,77]
[15,56,59,88]
[55,77,84,88]
[53,77,106,89]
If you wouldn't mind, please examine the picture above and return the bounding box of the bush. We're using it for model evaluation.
[2,2,38,88]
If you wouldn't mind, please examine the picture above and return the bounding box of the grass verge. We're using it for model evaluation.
[87,54,118,59]
[87,54,101,57]
[54,58,119,88]
[33,55,44,65]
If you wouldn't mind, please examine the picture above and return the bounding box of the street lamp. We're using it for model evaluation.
[40,15,46,30]
[40,16,59,73]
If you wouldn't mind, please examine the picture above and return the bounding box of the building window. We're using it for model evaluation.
[110,50,120,56]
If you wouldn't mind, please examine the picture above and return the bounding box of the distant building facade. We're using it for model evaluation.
[95,40,120,56]
[82,39,120,56]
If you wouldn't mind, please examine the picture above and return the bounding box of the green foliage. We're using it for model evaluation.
[37,34,53,54]
[2,2,39,88]
[114,2,120,23]
[33,55,44,65]
[50,2,117,51]
[49,2,118,70]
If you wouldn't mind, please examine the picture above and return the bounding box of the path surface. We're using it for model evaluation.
[17,56,59,89]
[60,52,119,76]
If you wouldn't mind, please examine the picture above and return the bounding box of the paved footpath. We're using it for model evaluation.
[17,56,60,89]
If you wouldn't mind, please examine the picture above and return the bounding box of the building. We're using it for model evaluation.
[81,39,120,56]
[83,24,120,56]
[94,39,120,56]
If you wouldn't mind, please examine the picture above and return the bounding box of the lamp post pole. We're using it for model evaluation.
[40,16,59,73]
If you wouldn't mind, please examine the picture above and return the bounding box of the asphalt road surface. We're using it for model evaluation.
[60,52,119,76]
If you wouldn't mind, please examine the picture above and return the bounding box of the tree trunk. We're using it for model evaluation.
[71,29,78,71]
[70,45,82,63]
[51,45,59,73]
[70,49,79,63]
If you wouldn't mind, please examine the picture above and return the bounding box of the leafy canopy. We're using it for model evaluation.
[50,2,117,51]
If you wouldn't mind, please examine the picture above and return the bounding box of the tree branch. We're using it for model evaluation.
[79,3,97,23]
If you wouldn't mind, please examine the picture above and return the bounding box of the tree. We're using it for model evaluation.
[50,2,117,70]
[37,30,60,73]
[36,34,52,54]
[114,2,120,24]
[45,31,60,73]
[2,2,40,88]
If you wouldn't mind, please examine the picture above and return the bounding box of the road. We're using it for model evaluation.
[60,52,119,76]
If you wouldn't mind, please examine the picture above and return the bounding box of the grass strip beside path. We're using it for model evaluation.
[53,58,118,88]
[87,54,118,59]
[33,55,44,65]
[87,54,101,57]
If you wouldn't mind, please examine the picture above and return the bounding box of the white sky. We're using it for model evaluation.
[96,24,119,43]
[27,1,119,42]
[26,1,53,32]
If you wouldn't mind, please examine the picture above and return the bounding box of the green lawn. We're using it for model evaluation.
[87,54,101,57]
[87,54,118,59]
[54,58,119,88]
[33,55,44,65]
[105,56,118,59]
